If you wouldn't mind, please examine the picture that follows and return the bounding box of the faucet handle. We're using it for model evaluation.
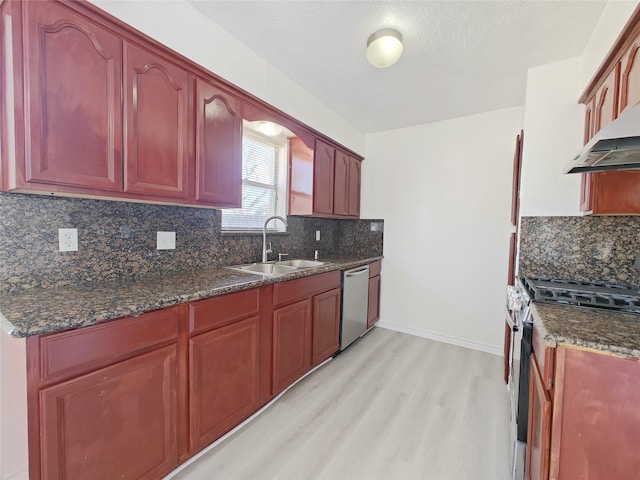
[278,252,289,262]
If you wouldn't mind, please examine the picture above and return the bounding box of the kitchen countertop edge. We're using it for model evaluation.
[1,256,383,338]
[531,302,640,359]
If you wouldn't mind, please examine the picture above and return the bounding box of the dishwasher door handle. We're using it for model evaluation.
[345,267,369,277]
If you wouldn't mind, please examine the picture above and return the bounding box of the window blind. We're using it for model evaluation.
[222,131,287,231]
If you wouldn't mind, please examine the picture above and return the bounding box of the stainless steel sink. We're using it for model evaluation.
[276,259,326,268]
[227,263,299,276]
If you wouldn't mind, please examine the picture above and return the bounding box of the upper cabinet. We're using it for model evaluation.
[123,42,190,199]
[195,80,242,207]
[21,0,123,192]
[289,137,362,218]
[0,0,363,212]
[579,13,640,215]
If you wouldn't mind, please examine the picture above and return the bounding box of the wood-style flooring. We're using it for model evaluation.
[171,327,512,480]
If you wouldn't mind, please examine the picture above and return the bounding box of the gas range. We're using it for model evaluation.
[520,276,640,315]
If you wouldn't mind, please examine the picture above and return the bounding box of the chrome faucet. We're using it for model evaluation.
[262,216,287,262]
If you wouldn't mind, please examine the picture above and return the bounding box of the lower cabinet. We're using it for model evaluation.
[27,306,185,480]
[526,320,640,480]
[311,288,341,367]
[26,270,345,479]
[271,271,341,395]
[526,355,552,480]
[40,347,178,480]
[189,316,260,454]
[367,260,382,329]
[272,299,312,394]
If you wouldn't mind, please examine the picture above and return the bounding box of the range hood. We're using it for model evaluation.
[564,103,640,174]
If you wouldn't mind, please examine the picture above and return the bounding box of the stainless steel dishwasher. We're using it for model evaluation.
[340,265,370,351]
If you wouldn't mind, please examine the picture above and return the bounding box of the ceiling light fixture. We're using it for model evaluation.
[366,28,403,68]
[258,121,282,137]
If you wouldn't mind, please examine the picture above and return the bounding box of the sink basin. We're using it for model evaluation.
[227,263,298,276]
[276,259,326,268]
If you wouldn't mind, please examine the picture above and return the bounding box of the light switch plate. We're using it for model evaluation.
[58,228,78,252]
[370,222,383,232]
[157,231,176,250]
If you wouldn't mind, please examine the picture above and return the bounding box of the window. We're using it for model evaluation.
[221,128,288,232]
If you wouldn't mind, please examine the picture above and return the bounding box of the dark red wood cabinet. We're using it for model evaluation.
[526,357,552,480]
[333,149,350,216]
[40,346,179,480]
[313,140,336,215]
[271,271,341,394]
[19,0,123,192]
[0,0,242,208]
[367,260,382,329]
[194,79,243,207]
[525,314,640,479]
[27,306,185,480]
[189,316,259,454]
[311,288,341,366]
[288,138,362,218]
[348,156,362,217]
[579,10,640,214]
[123,41,190,199]
[272,299,313,394]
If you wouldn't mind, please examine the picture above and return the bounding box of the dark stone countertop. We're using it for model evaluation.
[531,302,640,358]
[0,256,382,338]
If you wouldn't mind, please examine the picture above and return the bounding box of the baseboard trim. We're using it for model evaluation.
[376,321,503,357]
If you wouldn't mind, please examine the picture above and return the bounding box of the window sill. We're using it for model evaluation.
[221,230,289,237]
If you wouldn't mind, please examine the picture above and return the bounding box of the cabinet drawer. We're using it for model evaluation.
[532,322,555,391]
[38,307,180,385]
[273,271,340,307]
[369,260,382,278]
[189,288,260,335]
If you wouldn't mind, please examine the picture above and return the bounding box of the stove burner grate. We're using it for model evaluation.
[520,276,640,314]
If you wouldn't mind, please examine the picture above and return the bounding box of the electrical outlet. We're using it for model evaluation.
[316,230,321,241]
[58,228,78,252]
[634,253,640,271]
[157,231,176,250]
[370,222,383,232]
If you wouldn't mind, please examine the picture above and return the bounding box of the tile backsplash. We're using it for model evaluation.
[519,216,640,287]
[0,192,383,294]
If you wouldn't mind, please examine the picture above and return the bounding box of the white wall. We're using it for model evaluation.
[88,0,365,155]
[519,58,584,217]
[0,331,28,480]
[362,106,524,354]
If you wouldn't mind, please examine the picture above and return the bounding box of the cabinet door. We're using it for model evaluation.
[348,157,361,217]
[592,65,619,133]
[123,42,189,199]
[550,347,640,479]
[313,140,335,215]
[333,150,349,216]
[526,356,551,480]
[583,67,619,214]
[23,1,122,191]
[367,275,381,329]
[288,137,314,215]
[311,288,340,366]
[619,32,640,114]
[195,79,242,206]
[189,316,259,454]
[39,346,178,480]
[272,299,312,394]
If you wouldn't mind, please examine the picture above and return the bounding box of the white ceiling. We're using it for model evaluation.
[188,1,607,133]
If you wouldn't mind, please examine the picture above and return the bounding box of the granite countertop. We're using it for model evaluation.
[531,302,640,358]
[0,256,382,338]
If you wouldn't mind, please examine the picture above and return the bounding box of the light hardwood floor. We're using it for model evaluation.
[172,327,512,480]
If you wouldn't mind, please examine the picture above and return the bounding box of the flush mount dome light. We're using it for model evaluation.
[258,121,282,136]
[366,28,403,68]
